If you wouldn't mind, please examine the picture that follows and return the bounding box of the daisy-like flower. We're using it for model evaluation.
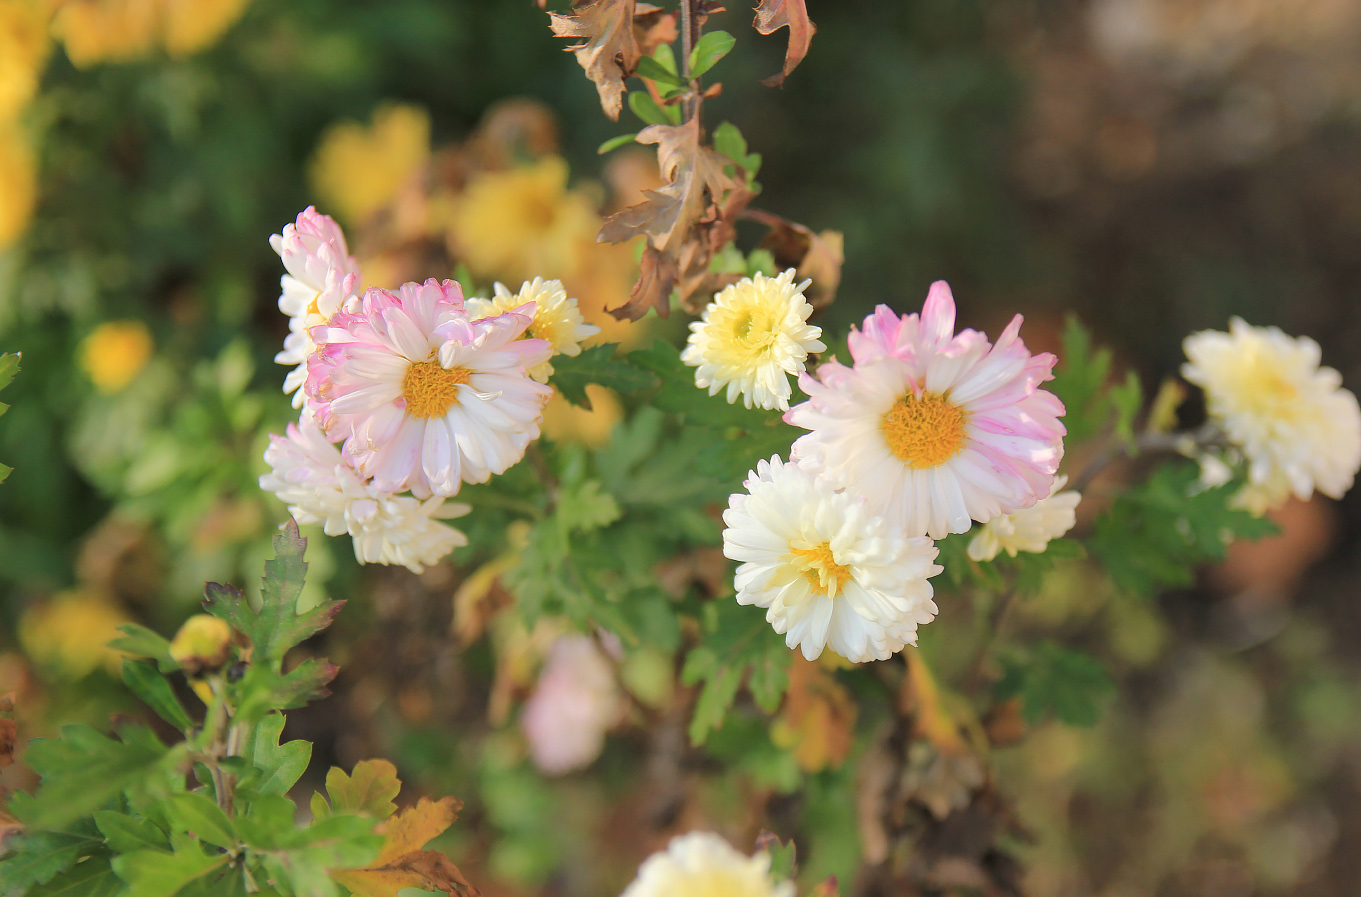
[259,415,469,573]
[307,278,552,497]
[967,475,1081,562]
[270,207,362,407]
[723,456,941,663]
[787,281,1066,539]
[681,269,826,412]
[466,277,600,382]
[621,832,796,897]
[1182,318,1361,513]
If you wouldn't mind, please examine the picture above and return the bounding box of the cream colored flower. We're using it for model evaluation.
[620,832,795,897]
[968,476,1081,561]
[1183,318,1361,513]
[682,269,825,412]
[466,277,600,382]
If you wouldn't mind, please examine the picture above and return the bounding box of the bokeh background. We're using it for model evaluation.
[3,1,1361,895]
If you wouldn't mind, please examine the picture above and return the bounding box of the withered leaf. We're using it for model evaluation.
[332,796,478,897]
[770,656,857,773]
[550,0,645,121]
[0,717,15,769]
[611,245,679,320]
[759,220,843,308]
[752,0,816,87]
[634,3,678,59]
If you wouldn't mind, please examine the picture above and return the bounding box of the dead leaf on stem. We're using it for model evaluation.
[551,1,674,121]
[759,220,843,308]
[752,0,816,87]
[332,796,479,897]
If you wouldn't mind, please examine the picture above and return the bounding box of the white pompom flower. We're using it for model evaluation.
[259,414,469,573]
[967,475,1082,562]
[723,456,941,663]
[466,277,600,383]
[1182,318,1361,514]
[620,832,795,897]
[681,269,826,412]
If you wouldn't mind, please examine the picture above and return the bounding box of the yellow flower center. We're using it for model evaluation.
[789,542,851,596]
[881,392,969,469]
[402,360,472,419]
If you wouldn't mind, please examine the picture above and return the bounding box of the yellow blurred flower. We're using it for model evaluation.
[0,125,35,248]
[540,385,623,448]
[19,590,131,678]
[52,0,250,67]
[309,103,430,225]
[80,320,153,394]
[0,0,50,123]
[447,156,600,284]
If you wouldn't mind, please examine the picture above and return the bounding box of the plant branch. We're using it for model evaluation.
[1069,424,1224,494]
[679,0,703,121]
[963,585,1019,697]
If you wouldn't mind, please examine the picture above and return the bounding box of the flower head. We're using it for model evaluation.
[520,633,624,775]
[466,277,600,382]
[259,414,469,573]
[723,456,941,663]
[787,282,1066,539]
[1182,318,1361,513]
[967,475,1081,562]
[309,104,430,224]
[681,269,826,412]
[80,320,153,394]
[0,126,35,248]
[306,278,552,497]
[621,832,796,897]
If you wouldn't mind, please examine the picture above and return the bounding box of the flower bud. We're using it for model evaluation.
[169,615,233,675]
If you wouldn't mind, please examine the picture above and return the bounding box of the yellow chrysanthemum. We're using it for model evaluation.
[0,125,35,248]
[446,156,600,284]
[466,277,600,382]
[540,386,622,447]
[19,590,131,678]
[80,320,153,394]
[309,103,430,224]
[53,0,249,67]
[0,0,50,123]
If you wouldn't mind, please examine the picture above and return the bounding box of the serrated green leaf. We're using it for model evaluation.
[24,855,123,897]
[1049,315,1114,444]
[121,660,193,731]
[108,624,178,672]
[324,759,401,819]
[22,725,172,829]
[233,660,338,721]
[93,810,170,853]
[166,793,237,850]
[684,655,744,746]
[689,30,735,78]
[997,642,1115,726]
[681,601,791,745]
[0,832,101,891]
[628,340,775,427]
[549,343,659,410]
[243,713,311,795]
[598,133,638,154]
[110,844,227,897]
[556,480,622,534]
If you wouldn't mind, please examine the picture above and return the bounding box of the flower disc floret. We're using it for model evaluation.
[1182,318,1361,513]
[305,278,552,497]
[620,832,795,897]
[681,269,826,411]
[723,456,941,663]
[466,277,600,382]
[787,281,1066,539]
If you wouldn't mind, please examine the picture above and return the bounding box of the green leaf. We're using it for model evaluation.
[0,352,18,392]
[121,659,193,731]
[996,642,1115,727]
[713,122,762,184]
[1109,370,1143,445]
[233,660,338,721]
[108,624,178,672]
[22,725,173,829]
[25,856,124,897]
[680,602,791,745]
[636,54,685,86]
[556,480,622,534]
[628,340,774,428]
[549,343,659,410]
[597,133,638,154]
[628,90,677,127]
[93,810,170,853]
[110,843,228,897]
[242,713,311,795]
[324,759,401,820]
[166,793,238,850]
[1049,315,1114,445]
[755,830,798,880]
[0,832,101,891]
[683,651,744,746]
[689,30,736,78]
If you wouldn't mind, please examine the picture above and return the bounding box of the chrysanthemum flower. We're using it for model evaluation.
[681,269,826,412]
[621,832,796,897]
[520,634,624,775]
[79,320,153,394]
[723,456,941,663]
[968,475,1081,562]
[787,281,1066,539]
[259,415,469,573]
[1183,318,1361,513]
[466,277,600,382]
[306,278,552,497]
[270,207,362,407]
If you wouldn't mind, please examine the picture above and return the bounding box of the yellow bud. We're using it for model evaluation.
[169,615,232,675]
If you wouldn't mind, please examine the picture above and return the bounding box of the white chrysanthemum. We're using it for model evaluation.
[723,456,941,663]
[270,207,362,407]
[1182,318,1361,513]
[967,476,1082,562]
[681,269,826,412]
[259,415,469,573]
[621,832,796,897]
[466,277,600,382]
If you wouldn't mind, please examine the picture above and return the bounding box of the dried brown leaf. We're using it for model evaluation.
[332,796,478,897]
[0,718,14,769]
[633,3,678,58]
[752,0,816,87]
[759,220,843,308]
[609,245,678,320]
[771,656,857,772]
[550,0,644,121]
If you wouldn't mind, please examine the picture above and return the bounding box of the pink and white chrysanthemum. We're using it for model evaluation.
[259,415,469,573]
[270,207,362,407]
[723,456,941,663]
[520,634,625,775]
[787,281,1066,539]
[306,278,552,497]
